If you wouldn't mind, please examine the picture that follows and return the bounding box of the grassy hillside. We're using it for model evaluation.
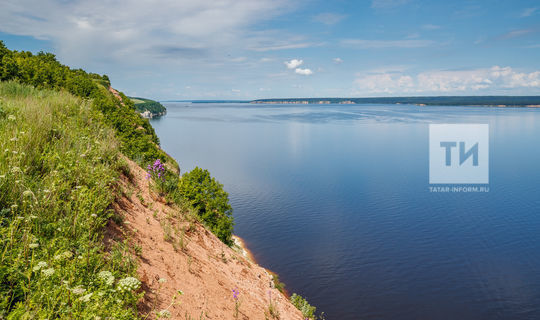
[0,41,235,318]
[128,97,167,117]
[0,41,167,164]
[0,82,140,318]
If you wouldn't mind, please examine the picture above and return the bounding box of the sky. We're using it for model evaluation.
[1,0,540,100]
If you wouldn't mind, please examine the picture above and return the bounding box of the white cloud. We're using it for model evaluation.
[422,24,441,30]
[371,0,410,9]
[498,28,535,40]
[353,66,540,94]
[313,13,346,25]
[249,42,320,52]
[285,59,303,69]
[0,0,296,66]
[341,39,435,48]
[333,57,343,64]
[521,7,537,17]
[295,68,313,75]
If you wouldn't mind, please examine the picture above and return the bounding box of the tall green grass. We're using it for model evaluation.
[0,82,140,319]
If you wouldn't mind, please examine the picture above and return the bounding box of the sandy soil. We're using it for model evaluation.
[107,158,304,320]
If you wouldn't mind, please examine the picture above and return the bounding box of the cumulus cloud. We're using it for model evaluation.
[333,57,343,64]
[295,68,313,75]
[285,59,303,69]
[353,66,540,94]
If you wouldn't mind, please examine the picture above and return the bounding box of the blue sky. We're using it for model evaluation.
[1,0,540,99]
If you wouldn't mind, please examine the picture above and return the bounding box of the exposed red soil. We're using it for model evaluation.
[107,158,304,319]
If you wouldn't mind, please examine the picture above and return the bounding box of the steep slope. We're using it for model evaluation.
[108,158,304,319]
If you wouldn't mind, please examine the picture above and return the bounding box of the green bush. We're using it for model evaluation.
[290,293,317,319]
[178,167,234,245]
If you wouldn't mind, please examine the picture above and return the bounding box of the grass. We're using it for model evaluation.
[0,81,141,318]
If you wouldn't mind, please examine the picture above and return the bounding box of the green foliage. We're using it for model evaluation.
[178,167,234,245]
[0,40,166,164]
[0,82,141,318]
[270,273,285,293]
[290,293,318,319]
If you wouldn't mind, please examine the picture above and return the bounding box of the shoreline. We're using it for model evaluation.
[233,234,292,298]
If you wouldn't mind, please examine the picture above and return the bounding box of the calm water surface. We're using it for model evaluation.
[151,103,540,320]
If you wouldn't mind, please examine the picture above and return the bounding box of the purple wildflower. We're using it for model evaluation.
[146,159,166,182]
[232,288,239,300]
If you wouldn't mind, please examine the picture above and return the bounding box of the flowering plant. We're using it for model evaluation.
[146,159,166,193]
[232,288,240,318]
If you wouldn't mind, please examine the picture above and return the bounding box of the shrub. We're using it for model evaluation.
[290,293,317,319]
[178,167,233,245]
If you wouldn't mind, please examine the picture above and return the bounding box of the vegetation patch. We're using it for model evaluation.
[129,96,167,117]
[0,82,141,318]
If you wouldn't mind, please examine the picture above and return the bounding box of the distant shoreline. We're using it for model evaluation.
[162,96,540,107]
[250,96,540,107]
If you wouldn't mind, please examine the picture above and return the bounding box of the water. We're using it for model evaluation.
[151,103,540,320]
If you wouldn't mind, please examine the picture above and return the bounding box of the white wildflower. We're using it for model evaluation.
[29,215,37,219]
[11,204,18,210]
[33,261,47,272]
[79,292,93,302]
[22,190,33,198]
[71,286,86,295]
[98,271,115,286]
[90,213,97,218]
[7,115,15,121]
[12,151,18,154]
[158,310,171,318]
[29,243,39,249]
[54,251,73,261]
[42,267,55,277]
[9,137,18,142]
[11,167,21,173]
[158,278,167,284]
[117,277,140,292]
